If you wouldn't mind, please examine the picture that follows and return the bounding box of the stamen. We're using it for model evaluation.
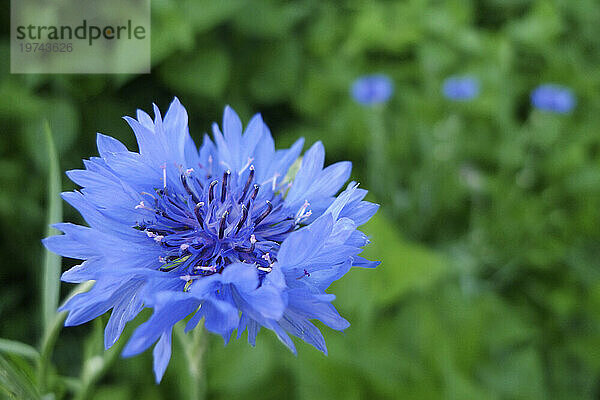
[140,191,156,200]
[134,201,154,212]
[262,252,273,264]
[181,175,200,204]
[219,211,228,239]
[296,269,310,279]
[221,170,230,203]
[239,158,254,175]
[234,242,255,253]
[220,160,232,170]
[194,265,217,273]
[239,165,255,202]
[208,180,218,203]
[295,200,312,224]
[138,156,299,280]
[159,255,191,272]
[254,200,273,226]
[159,264,179,272]
[194,202,205,228]
[235,204,248,234]
[250,184,260,201]
[161,164,167,189]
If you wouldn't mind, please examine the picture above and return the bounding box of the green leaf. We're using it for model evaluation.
[248,39,301,103]
[38,281,94,395]
[41,122,62,334]
[232,1,310,38]
[24,100,79,172]
[0,354,40,400]
[0,339,39,361]
[360,212,449,306]
[158,46,231,98]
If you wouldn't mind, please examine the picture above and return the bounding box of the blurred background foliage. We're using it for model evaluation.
[2,0,600,398]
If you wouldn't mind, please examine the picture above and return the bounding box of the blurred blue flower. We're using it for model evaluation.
[44,99,379,382]
[530,84,576,113]
[442,76,480,101]
[351,74,394,105]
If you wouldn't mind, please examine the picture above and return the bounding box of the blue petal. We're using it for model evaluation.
[43,224,99,259]
[197,300,239,338]
[96,133,128,158]
[222,105,243,170]
[279,310,327,354]
[152,331,172,383]
[269,321,297,354]
[163,97,191,165]
[352,256,380,269]
[234,284,286,321]
[136,109,154,129]
[101,149,162,189]
[61,279,140,327]
[122,297,198,358]
[61,257,101,283]
[277,214,333,269]
[311,161,352,198]
[239,113,265,168]
[104,285,144,349]
[123,116,164,164]
[287,289,349,330]
[286,141,325,204]
[188,263,258,298]
[183,132,199,169]
[303,259,353,291]
[236,314,261,346]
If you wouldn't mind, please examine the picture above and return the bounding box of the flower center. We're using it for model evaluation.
[133,165,306,289]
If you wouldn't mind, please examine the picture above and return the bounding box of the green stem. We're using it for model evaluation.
[74,335,126,400]
[42,121,62,332]
[38,281,94,395]
[175,323,207,400]
[366,105,387,196]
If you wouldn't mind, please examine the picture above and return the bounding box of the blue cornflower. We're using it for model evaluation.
[351,74,394,105]
[442,76,480,101]
[44,99,379,382]
[530,84,576,114]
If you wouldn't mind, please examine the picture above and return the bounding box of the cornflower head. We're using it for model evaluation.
[351,74,394,105]
[442,76,480,101]
[44,99,379,382]
[530,84,576,114]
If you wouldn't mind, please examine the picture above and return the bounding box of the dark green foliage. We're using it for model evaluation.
[1,0,600,398]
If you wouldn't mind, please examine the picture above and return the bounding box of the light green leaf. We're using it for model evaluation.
[0,339,39,361]
[0,354,40,400]
[41,122,62,334]
[38,281,94,395]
